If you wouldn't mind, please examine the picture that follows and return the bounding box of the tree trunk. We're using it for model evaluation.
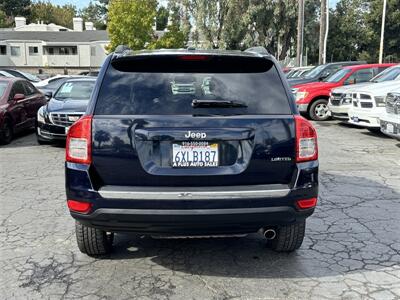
[319,0,327,65]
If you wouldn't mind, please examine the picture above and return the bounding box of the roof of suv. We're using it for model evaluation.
[113,48,271,60]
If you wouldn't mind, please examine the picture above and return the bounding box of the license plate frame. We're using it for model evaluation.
[172,141,219,168]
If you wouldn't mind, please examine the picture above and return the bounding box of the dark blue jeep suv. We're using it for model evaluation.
[65,47,319,256]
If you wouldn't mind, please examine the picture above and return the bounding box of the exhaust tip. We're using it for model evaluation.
[263,229,276,240]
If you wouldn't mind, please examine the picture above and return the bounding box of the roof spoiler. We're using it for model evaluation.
[244,46,269,56]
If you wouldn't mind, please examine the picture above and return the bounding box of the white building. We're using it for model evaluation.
[0,17,109,70]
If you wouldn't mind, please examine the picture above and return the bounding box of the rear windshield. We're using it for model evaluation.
[95,57,291,115]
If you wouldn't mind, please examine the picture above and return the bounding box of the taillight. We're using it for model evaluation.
[295,115,318,162]
[296,198,318,209]
[66,115,92,164]
[67,200,92,214]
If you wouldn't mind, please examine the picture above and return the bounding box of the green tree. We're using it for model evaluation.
[156,6,169,30]
[326,0,369,62]
[0,0,31,18]
[149,2,187,49]
[303,0,320,65]
[222,0,250,50]
[30,1,77,29]
[183,0,230,49]
[364,0,400,62]
[0,10,9,27]
[80,1,107,30]
[107,0,157,51]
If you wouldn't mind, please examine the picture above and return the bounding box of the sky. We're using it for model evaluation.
[46,0,339,10]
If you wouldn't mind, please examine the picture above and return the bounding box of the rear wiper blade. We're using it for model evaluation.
[192,99,248,108]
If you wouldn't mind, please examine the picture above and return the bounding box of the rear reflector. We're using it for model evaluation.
[295,115,318,162]
[67,200,92,214]
[66,115,92,164]
[296,198,318,209]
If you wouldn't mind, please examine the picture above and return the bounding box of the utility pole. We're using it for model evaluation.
[379,0,387,63]
[319,0,327,65]
[296,0,305,67]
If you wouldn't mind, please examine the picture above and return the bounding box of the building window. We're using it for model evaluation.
[0,45,6,55]
[90,46,96,56]
[59,46,77,55]
[47,47,54,55]
[29,46,39,56]
[11,46,21,56]
[59,47,68,55]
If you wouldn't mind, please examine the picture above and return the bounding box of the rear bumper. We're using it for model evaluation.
[66,161,319,234]
[71,206,314,234]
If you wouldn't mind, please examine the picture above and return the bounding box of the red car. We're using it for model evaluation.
[0,77,46,144]
[293,63,395,121]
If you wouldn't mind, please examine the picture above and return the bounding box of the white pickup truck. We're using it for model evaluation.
[347,81,400,131]
[329,65,400,121]
[380,91,400,140]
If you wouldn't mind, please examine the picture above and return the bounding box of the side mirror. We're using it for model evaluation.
[45,91,52,99]
[13,93,25,101]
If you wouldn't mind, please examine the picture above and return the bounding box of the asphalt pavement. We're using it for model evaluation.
[0,121,399,300]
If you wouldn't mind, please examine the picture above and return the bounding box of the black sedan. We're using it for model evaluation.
[36,78,96,144]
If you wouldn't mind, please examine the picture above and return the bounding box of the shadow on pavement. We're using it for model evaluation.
[100,173,400,279]
[0,131,65,149]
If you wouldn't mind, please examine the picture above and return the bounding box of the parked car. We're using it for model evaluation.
[36,78,96,144]
[38,76,86,98]
[286,66,314,79]
[0,70,15,78]
[347,81,400,131]
[328,64,400,121]
[34,74,71,88]
[65,48,319,256]
[293,63,395,121]
[288,61,366,87]
[0,78,46,144]
[0,69,41,82]
[380,91,400,140]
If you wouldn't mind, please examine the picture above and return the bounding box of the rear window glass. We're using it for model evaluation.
[95,59,291,115]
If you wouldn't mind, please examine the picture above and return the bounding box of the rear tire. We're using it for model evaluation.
[0,118,13,145]
[270,220,306,252]
[309,99,330,121]
[75,221,114,256]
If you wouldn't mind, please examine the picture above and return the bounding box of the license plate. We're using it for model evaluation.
[172,142,218,167]
[351,116,359,122]
[386,123,394,134]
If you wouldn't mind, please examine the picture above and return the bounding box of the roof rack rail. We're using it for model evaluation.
[115,45,131,54]
[244,46,269,56]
